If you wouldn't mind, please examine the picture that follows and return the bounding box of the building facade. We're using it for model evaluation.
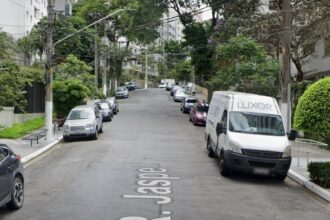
[0,0,48,39]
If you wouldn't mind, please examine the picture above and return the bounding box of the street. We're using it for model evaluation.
[1,89,329,220]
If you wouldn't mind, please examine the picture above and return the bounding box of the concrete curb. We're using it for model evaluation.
[288,169,330,202]
[21,135,63,164]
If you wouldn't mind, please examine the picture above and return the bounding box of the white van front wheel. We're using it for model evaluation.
[219,151,230,176]
[206,138,215,158]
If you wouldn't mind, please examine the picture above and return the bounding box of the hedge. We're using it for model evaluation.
[308,162,330,188]
[294,77,330,145]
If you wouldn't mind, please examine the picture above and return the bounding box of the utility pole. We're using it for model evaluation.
[145,49,148,89]
[281,0,292,131]
[45,0,55,140]
[95,23,99,89]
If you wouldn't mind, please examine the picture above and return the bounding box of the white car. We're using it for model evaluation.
[63,105,103,141]
[158,83,166,88]
[173,89,187,102]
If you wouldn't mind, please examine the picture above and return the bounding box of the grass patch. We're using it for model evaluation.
[0,117,45,139]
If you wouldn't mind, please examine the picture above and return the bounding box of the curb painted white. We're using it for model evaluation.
[288,169,330,202]
[21,136,63,164]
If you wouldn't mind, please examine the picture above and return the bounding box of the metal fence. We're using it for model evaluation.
[290,138,329,167]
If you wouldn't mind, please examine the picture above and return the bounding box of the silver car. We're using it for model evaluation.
[115,86,129,98]
[173,89,188,102]
[63,105,103,141]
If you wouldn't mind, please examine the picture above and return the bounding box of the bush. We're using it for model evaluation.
[294,77,330,145]
[308,162,330,188]
[53,80,89,117]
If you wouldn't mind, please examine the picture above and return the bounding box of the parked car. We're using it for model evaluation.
[96,101,113,122]
[106,97,119,114]
[0,144,24,210]
[125,82,136,91]
[158,83,166,88]
[181,96,198,113]
[63,105,103,141]
[115,86,129,98]
[173,89,187,102]
[170,85,182,96]
[189,101,209,126]
[205,91,296,180]
[166,82,174,91]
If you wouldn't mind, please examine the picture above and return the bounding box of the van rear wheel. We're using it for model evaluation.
[219,152,230,176]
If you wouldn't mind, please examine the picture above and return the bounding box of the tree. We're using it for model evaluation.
[0,61,27,112]
[294,77,330,145]
[0,32,16,60]
[55,54,96,97]
[53,80,90,117]
[208,36,280,97]
[174,61,192,82]
[17,36,35,65]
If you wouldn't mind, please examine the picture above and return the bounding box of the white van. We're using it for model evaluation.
[204,91,296,180]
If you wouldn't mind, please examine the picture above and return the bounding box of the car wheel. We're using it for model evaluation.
[8,176,24,210]
[219,151,230,176]
[275,174,287,181]
[93,128,98,140]
[63,136,70,142]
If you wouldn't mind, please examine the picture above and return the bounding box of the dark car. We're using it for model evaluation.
[0,144,24,210]
[125,82,136,91]
[96,101,113,122]
[189,101,209,126]
[181,96,198,113]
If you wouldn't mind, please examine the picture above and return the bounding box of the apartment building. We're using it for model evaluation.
[0,0,47,39]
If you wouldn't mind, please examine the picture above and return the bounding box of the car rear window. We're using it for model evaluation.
[197,106,209,112]
[98,103,110,110]
[187,99,197,103]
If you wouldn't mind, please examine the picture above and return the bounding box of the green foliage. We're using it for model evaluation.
[208,36,280,96]
[308,162,330,188]
[29,16,95,64]
[0,61,28,111]
[55,54,96,97]
[53,80,90,117]
[294,77,330,144]
[17,36,35,65]
[0,117,44,139]
[174,61,192,82]
[0,32,16,60]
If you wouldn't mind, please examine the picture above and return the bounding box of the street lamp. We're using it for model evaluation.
[45,7,136,140]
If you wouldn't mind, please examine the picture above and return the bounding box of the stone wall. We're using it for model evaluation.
[0,107,44,128]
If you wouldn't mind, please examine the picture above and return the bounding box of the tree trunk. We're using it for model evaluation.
[292,58,304,82]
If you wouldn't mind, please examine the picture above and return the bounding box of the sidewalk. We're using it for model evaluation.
[289,140,330,202]
[1,129,63,164]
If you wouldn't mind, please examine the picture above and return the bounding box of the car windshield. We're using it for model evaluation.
[117,87,126,91]
[68,110,90,120]
[107,99,114,105]
[187,99,197,103]
[229,112,285,136]
[97,103,110,110]
[197,106,209,112]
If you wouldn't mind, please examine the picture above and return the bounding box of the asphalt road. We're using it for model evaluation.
[1,89,329,220]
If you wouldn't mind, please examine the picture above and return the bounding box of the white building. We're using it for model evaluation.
[0,0,48,39]
[158,8,184,44]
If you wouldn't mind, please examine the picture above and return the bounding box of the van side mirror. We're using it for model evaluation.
[216,123,224,136]
[287,129,297,141]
